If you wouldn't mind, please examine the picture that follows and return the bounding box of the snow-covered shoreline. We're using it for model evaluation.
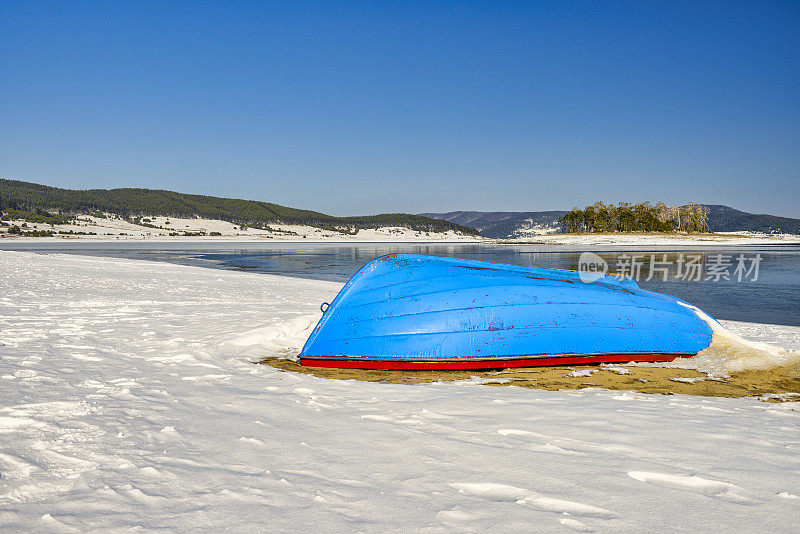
[2,213,799,245]
[1,251,799,532]
[3,232,798,249]
[501,232,800,246]
[0,214,484,242]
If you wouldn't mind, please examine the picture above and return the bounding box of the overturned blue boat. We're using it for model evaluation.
[299,254,714,370]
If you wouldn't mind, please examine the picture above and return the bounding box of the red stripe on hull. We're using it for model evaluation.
[299,353,692,370]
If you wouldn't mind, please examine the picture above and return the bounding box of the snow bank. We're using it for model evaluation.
[508,232,800,246]
[1,251,798,532]
[222,313,319,360]
[673,302,800,373]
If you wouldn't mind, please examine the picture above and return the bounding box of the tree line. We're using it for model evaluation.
[558,202,710,233]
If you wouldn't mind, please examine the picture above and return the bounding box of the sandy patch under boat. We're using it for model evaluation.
[260,358,800,401]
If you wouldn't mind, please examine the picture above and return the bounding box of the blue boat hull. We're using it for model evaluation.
[299,254,714,369]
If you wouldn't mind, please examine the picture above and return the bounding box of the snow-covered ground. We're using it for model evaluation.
[1,251,799,532]
[3,214,799,245]
[510,219,561,238]
[505,232,800,246]
[0,214,482,242]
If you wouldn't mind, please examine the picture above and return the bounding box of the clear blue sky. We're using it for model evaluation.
[1,1,798,217]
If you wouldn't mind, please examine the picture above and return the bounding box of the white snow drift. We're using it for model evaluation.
[1,251,799,532]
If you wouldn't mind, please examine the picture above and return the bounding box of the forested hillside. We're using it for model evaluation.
[704,205,800,235]
[0,179,479,235]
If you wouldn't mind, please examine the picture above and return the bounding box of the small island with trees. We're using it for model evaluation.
[558,202,710,234]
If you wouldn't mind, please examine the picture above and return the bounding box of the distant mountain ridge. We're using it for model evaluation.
[0,179,479,235]
[703,205,800,235]
[422,205,800,238]
[419,211,567,238]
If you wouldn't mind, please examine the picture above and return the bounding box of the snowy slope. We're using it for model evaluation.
[1,213,482,242]
[1,251,799,532]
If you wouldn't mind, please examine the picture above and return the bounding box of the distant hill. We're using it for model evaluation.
[703,205,800,235]
[420,211,566,239]
[0,179,479,235]
[423,206,800,238]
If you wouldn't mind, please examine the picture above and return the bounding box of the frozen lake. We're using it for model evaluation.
[3,240,799,326]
